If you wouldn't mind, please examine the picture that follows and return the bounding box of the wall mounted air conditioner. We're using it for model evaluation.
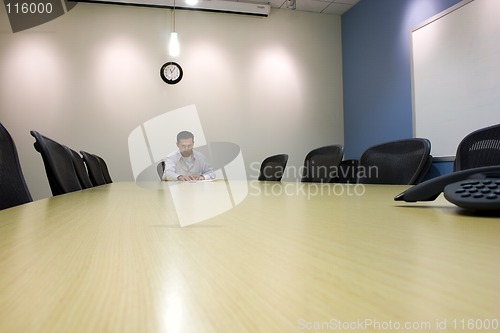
[71,0,271,17]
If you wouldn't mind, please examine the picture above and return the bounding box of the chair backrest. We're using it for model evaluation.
[358,138,431,185]
[67,147,93,189]
[30,131,82,196]
[157,161,165,180]
[415,154,433,184]
[301,145,344,183]
[95,154,113,183]
[333,159,359,184]
[454,124,500,171]
[0,123,32,210]
[80,151,107,186]
[258,154,288,181]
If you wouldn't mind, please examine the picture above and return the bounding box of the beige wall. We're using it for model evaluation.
[0,3,343,200]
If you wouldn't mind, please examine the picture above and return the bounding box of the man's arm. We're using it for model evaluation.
[197,152,216,180]
[162,154,181,181]
[201,165,216,180]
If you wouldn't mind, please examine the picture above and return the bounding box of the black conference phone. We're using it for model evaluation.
[395,165,500,211]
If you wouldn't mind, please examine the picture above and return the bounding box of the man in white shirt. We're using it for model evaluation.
[162,131,216,181]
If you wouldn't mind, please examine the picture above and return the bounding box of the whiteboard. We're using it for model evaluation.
[411,0,500,158]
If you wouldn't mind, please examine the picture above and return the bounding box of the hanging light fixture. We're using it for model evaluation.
[169,0,180,57]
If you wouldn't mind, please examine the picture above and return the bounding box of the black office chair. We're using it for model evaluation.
[0,123,33,210]
[333,159,359,183]
[301,145,344,183]
[454,124,500,171]
[31,130,82,196]
[157,161,165,180]
[258,154,288,181]
[357,138,432,185]
[80,151,107,186]
[67,147,93,189]
[95,154,113,184]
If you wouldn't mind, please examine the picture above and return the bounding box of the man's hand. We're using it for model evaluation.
[177,175,205,181]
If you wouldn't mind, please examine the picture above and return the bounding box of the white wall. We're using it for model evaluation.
[0,3,343,200]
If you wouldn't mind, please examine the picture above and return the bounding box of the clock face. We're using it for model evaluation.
[160,62,183,84]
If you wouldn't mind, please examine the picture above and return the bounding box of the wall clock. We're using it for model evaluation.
[160,62,183,85]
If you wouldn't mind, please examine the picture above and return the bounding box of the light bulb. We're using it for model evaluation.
[169,32,180,57]
[185,0,198,5]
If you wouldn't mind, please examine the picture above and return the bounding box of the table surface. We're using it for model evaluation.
[0,180,499,332]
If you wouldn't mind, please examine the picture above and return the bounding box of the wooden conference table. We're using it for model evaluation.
[0,180,499,332]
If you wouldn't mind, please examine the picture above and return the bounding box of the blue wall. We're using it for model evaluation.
[341,0,461,177]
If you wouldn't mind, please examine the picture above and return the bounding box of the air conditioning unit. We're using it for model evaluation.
[72,0,271,17]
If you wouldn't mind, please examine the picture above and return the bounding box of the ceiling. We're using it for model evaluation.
[239,0,359,15]
[75,0,359,16]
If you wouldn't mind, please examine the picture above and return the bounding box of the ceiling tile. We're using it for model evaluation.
[322,2,353,14]
[296,0,330,13]
[333,0,359,5]
[219,0,358,14]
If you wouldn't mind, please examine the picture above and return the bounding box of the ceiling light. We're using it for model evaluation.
[169,32,180,57]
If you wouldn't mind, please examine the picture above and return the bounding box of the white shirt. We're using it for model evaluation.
[162,150,216,181]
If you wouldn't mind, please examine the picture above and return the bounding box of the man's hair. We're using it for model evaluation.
[177,131,194,143]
